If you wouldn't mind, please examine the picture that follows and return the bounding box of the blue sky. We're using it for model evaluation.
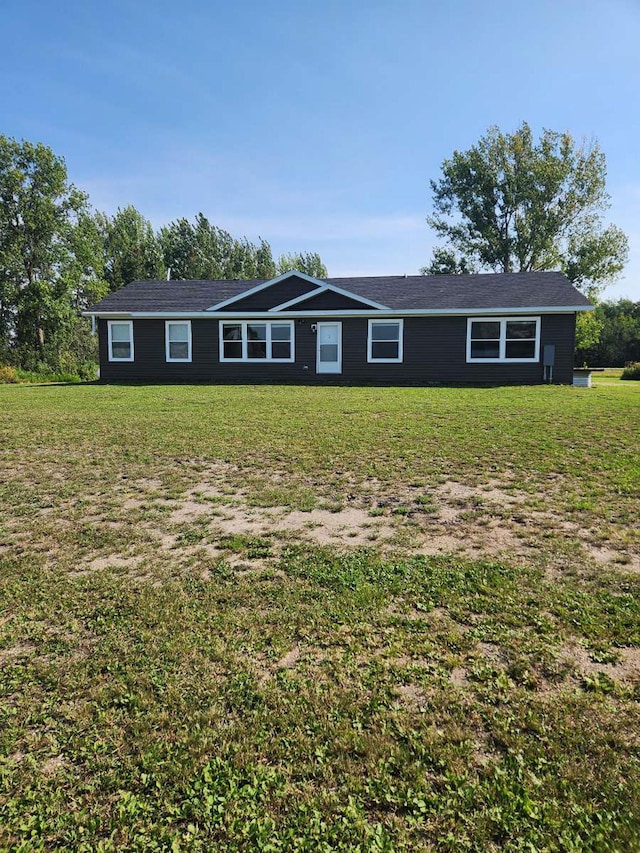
[2,0,640,298]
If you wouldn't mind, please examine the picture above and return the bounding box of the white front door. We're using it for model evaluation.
[316,322,342,374]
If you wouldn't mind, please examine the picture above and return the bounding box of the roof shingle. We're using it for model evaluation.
[87,272,592,313]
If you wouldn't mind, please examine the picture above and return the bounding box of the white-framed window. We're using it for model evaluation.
[165,321,192,362]
[367,319,404,362]
[107,320,134,362]
[466,317,540,363]
[219,321,295,362]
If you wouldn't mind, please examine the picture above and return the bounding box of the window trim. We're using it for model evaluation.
[107,320,134,362]
[218,320,295,363]
[466,316,541,363]
[165,320,192,363]
[367,318,404,363]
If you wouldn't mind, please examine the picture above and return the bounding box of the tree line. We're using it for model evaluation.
[0,135,326,374]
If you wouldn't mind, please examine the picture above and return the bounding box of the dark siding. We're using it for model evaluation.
[291,291,375,311]
[98,313,577,384]
[219,276,319,311]
[99,319,221,381]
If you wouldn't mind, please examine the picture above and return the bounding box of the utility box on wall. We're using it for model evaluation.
[543,344,555,382]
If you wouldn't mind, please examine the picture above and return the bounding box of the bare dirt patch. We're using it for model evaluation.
[450,667,468,687]
[96,464,634,570]
[168,501,219,524]
[395,683,428,709]
[256,644,302,686]
[586,545,640,573]
[477,641,505,666]
[0,643,36,663]
[564,644,640,683]
[271,508,395,546]
[40,755,67,777]
[10,456,635,576]
[85,554,144,572]
[275,646,300,670]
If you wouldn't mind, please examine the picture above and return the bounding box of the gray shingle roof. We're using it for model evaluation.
[87,272,592,313]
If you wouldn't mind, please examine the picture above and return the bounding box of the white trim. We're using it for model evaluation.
[218,320,295,363]
[107,320,134,362]
[367,319,404,363]
[84,305,592,320]
[165,320,192,362]
[270,283,389,312]
[466,316,541,363]
[316,321,342,374]
[205,270,330,311]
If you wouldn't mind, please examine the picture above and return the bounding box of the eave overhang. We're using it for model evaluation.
[83,305,593,320]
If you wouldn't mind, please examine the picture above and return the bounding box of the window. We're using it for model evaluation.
[219,321,294,362]
[467,317,540,363]
[108,321,134,361]
[367,319,403,362]
[165,321,192,362]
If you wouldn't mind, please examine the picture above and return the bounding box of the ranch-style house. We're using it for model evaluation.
[85,270,592,384]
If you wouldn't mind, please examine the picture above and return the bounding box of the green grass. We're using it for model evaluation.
[1,382,640,851]
[592,367,625,385]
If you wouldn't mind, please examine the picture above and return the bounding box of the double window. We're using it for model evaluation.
[107,321,134,361]
[367,319,403,362]
[219,321,294,362]
[165,321,192,362]
[467,317,540,362]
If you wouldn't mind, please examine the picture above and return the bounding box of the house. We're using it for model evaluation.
[84,270,592,384]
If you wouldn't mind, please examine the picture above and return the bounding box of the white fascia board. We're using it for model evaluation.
[270,282,390,312]
[203,270,329,311]
[83,304,592,320]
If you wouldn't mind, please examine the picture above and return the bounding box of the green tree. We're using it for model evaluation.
[576,299,640,366]
[276,251,328,278]
[421,246,475,275]
[97,205,164,292]
[66,212,109,312]
[423,122,628,295]
[158,214,277,280]
[575,311,603,356]
[0,135,102,368]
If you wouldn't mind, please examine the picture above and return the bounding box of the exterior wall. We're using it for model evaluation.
[218,276,318,311]
[98,313,577,384]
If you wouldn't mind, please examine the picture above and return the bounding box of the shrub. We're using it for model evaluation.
[12,367,85,384]
[0,364,18,383]
[621,362,640,380]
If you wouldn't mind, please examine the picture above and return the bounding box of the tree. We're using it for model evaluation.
[423,122,628,295]
[0,135,103,368]
[575,299,640,366]
[158,214,277,280]
[421,247,475,276]
[276,251,328,278]
[96,205,164,292]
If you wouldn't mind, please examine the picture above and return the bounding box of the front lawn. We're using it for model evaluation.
[1,382,639,850]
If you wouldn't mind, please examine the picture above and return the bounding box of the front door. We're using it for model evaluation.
[316,322,342,374]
